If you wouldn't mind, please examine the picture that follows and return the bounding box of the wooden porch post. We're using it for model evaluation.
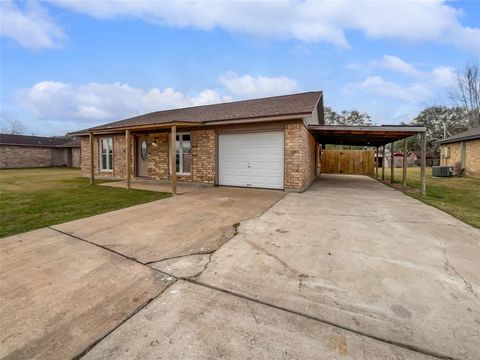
[420,132,427,196]
[402,138,407,189]
[381,145,385,181]
[390,143,394,183]
[126,129,131,190]
[89,132,94,185]
[375,146,379,178]
[171,125,177,195]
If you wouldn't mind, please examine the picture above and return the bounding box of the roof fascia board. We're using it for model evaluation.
[308,125,426,132]
[75,113,310,135]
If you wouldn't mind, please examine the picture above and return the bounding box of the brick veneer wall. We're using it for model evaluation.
[191,129,215,184]
[80,134,133,178]
[80,122,317,190]
[441,139,480,176]
[284,122,317,191]
[0,145,53,168]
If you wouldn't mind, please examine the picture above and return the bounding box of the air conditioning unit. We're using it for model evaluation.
[432,166,453,177]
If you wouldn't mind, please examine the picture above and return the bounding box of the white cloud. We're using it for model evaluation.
[17,81,224,123]
[350,76,431,103]
[371,55,423,77]
[218,72,298,98]
[0,0,65,49]
[16,72,299,132]
[47,0,479,52]
[368,54,458,87]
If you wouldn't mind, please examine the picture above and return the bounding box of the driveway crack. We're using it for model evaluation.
[443,246,479,300]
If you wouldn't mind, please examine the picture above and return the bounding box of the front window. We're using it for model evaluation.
[175,133,191,174]
[99,137,113,171]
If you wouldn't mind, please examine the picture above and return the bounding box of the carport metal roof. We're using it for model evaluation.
[308,125,426,147]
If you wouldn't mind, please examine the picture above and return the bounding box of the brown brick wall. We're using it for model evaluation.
[0,145,53,168]
[79,121,318,190]
[191,129,215,184]
[147,132,169,180]
[441,139,480,176]
[284,122,317,191]
[145,130,215,184]
[81,135,133,178]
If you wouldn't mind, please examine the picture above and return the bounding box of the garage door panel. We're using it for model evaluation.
[219,132,284,189]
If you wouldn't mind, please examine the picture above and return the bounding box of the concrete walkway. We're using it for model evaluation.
[2,175,479,359]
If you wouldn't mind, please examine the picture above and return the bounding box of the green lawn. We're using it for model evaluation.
[377,167,480,228]
[0,168,170,238]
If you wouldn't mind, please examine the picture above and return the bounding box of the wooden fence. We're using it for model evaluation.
[320,149,375,175]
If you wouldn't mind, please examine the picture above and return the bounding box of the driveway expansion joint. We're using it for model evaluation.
[73,279,178,360]
[48,227,172,278]
[187,279,452,360]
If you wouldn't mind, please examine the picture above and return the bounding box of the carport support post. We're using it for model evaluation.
[89,132,94,185]
[375,146,379,178]
[381,145,385,181]
[126,129,131,190]
[171,125,177,195]
[420,131,426,196]
[390,143,394,184]
[402,138,407,189]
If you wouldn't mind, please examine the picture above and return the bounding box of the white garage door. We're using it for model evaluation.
[219,131,284,189]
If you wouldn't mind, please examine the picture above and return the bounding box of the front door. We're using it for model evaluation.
[136,135,149,177]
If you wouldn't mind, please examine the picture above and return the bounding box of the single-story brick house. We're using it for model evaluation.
[70,91,427,193]
[437,127,480,176]
[0,134,81,169]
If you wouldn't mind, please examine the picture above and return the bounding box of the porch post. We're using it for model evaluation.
[390,143,394,183]
[171,125,177,195]
[381,145,385,181]
[402,138,407,189]
[89,132,94,185]
[126,129,131,190]
[420,132,426,196]
[375,146,379,178]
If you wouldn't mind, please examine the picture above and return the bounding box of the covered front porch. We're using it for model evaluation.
[87,124,208,195]
[99,177,210,194]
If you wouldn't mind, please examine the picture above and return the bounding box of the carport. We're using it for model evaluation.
[308,125,428,194]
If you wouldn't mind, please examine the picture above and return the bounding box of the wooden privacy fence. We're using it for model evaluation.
[321,149,375,175]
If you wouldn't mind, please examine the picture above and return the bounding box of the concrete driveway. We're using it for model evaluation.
[2,176,479,359]
[53,186,283,263]
[195,175,480,359]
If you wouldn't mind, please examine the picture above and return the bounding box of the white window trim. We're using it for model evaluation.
[99,137,113,172]
[171,132,191,175]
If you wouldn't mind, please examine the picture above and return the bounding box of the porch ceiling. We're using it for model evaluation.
[308,125,426,147]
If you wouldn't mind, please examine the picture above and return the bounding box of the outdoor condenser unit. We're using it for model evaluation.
[432,166,453,177]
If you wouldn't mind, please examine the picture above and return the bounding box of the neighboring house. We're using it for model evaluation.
[377,150,437,168]
[0,134,81,169]
[436,127,480,176]
[70,91,426,192]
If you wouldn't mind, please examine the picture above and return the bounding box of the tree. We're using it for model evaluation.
[401,106,469,151]
[2,119,26,135]
[324,107,373,126]
[450,62,480,128]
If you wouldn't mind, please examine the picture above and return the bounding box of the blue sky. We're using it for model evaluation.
[1,0,479,136]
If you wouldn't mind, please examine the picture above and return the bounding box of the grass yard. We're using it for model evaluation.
[0,168,170,238]
[378,167,480,228]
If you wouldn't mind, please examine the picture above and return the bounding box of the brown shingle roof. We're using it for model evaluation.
[435,127,480,144]
[0,133,79,148]
[71,91,322,134]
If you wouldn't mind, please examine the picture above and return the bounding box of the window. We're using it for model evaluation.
[99,137,113,171]
[141,140,148,160]
[174,133,191,174]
